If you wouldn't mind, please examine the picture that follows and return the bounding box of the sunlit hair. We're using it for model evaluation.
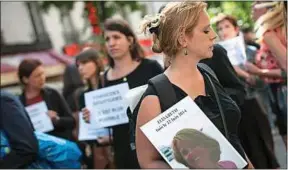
[172,128,221,167]
[255,1,286,40]
[140,1,207,60]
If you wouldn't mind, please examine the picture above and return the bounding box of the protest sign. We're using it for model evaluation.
[217,33,247,66]
[78,112,112,141]
[25,101,54,133]
[141,96,247,169]
[85,83,129,128]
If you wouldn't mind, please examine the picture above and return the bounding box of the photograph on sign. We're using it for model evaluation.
[141,97,247,169]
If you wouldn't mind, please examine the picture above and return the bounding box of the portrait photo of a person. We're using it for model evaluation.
[172,128,237,169]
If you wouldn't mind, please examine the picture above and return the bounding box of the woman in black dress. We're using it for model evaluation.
[135,1,253,168]
[82,18,164,168]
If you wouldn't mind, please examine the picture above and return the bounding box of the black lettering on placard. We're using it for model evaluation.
[29,112,39,118]
[112,106,123,112]
[102,109,111,115]
[157,108,178,124]
[93,95,123,106]
[171,115,179,122]
[156,123,167,132]
[29,108,39,113]
[99,115,120,123]
[92,90,120,100]
[155,109,189,132]
[178,109,187,117]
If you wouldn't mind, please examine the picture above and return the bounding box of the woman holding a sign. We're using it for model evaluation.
[82,18,164,168]
[76,48,114,169]
[215,13,281,168]
[18,59,75,141]
[135,1,253,168]
[102,18,164,169]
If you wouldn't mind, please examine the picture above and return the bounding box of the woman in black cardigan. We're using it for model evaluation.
[18,59,75,141]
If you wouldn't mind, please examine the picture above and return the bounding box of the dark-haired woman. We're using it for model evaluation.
[82,18,164,168]
[18,59,75,141]
[75,48,114,169]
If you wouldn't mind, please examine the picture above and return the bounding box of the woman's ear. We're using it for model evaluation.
[178,33,187,47]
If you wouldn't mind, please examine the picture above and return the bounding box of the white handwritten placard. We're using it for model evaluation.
[78,112,112,141]
[141,97,247,169]
[84,83,130,128]
[25,101,54,133]
[217,32,247,66]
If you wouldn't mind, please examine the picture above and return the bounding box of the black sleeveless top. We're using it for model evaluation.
[103,58,164,168]
[139,67,246,160]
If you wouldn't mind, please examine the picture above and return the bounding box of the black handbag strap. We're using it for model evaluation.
[148,74,178,112]
[204,72,229,139]
[149,66,229,139]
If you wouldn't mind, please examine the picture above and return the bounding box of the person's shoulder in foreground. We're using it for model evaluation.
[0,90,38,169]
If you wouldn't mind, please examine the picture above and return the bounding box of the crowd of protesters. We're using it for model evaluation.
[1,1,287,169]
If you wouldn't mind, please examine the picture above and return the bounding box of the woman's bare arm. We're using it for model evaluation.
[263,31,287,71]
[245,62,283,78]
[136,95,171,169]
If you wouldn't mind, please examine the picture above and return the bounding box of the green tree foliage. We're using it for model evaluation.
[40,1,142,22]
[207,1,254,30]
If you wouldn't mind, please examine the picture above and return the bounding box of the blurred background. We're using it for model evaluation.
[0,2,286,168]
[0,1,256,94]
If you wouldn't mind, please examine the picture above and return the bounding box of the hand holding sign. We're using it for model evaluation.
[81,108,91,123]
[25,101,54,133]
[47,110,60,122]
[78,112,113,141]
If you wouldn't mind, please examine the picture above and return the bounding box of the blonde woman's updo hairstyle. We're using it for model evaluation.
[140,1,207,59]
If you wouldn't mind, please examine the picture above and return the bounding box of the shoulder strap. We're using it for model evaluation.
[197,63,219,82]
[204,72,229,139]
[148,74,177,112]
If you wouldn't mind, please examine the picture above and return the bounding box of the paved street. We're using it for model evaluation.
[274,129,287,169]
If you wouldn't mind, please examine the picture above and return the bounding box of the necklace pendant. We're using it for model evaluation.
[123,77,127,82]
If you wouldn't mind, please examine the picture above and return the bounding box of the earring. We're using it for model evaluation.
[184,48,188,55]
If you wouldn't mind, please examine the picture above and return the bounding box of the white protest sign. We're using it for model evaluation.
[25,101,54,133]
[78,112,112,141]
[217,32,247,66]
[141,97,247,169]
[85,83,130,128]
[124,84,148,113]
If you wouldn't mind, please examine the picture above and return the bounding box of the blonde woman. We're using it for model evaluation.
[255,1,287,71]
[135,1,253,168]
[254,1,287,148]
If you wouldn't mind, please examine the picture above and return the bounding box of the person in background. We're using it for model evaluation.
[62,63,84,113]
[18,59,75,141]
[76,48,113,169]
[215,13,280,168]
[136,1,253,168]
[253,1,287,148]
[0,91,38,168]
[242,27,260,50]
[82,18,164,168]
